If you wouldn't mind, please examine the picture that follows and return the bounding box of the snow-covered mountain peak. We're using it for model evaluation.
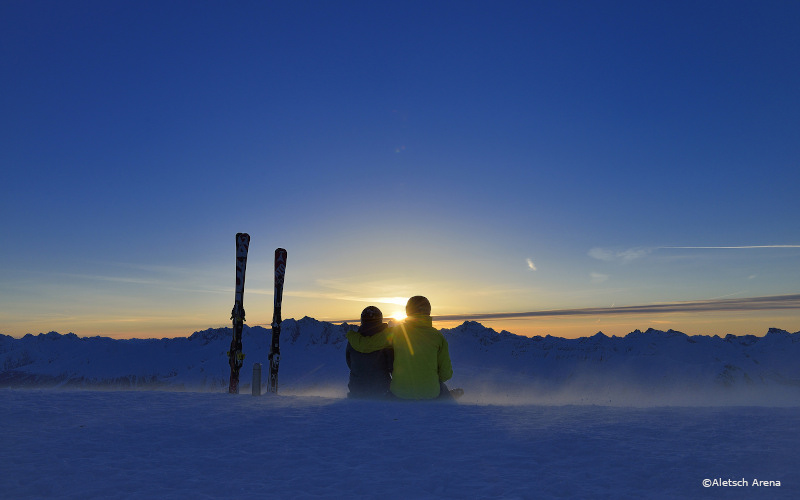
[188,327,231,345]
[280,317,356,346]
[442,321,524,344]
[765,327,796,339]
[626,328,688,340]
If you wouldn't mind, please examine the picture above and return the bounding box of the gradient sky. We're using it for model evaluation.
[2,0,799,339]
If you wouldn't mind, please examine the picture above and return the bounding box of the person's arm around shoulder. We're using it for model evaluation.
[346,327,393,354]
[437,334,453,382]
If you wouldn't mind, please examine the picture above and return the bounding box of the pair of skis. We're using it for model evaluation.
[228,233,287,395]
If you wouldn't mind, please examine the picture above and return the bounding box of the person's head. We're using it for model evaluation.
[405,295,431,317]
[359,306,384,335]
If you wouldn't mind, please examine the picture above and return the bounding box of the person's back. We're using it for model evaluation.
[389,314,452,399]
[346,306,393,398]
[346,296,453,400]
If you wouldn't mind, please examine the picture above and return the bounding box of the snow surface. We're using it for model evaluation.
[1,389,798,499]
[1,319,799,498]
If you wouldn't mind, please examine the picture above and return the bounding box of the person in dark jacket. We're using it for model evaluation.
[346,306,394,398]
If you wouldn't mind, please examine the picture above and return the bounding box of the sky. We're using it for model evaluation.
[1,0,799,339]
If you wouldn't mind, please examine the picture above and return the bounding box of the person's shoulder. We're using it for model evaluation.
[417,324,444,338]
[380,323,398,333]
[424,325,447,341]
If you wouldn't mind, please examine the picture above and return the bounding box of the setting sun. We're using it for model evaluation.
[391,311,407,322]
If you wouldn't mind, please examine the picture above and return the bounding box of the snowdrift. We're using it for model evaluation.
[2,318,799,405]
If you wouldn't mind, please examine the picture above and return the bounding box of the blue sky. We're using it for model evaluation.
[2,0,799,338]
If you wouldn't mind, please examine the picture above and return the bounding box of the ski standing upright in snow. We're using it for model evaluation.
[228,233,250,394]
[268,248,287,393]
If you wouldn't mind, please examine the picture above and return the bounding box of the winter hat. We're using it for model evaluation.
[405,295,431,316]
[359,306,385,336]
[360,306,383,324]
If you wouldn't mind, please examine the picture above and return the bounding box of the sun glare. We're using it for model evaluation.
[391,311,407,322]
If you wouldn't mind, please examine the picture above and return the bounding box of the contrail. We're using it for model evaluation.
[326,293,800,323]
[661,245,800,249]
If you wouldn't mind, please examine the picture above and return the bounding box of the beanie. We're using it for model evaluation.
[405,296,431,316]
[359,306,385,336]
[361,306,383,324]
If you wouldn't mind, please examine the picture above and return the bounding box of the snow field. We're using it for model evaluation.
[1,389,798,499]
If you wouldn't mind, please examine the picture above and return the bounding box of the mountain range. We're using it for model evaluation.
[2,318,799,405]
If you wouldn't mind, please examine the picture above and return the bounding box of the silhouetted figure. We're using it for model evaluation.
[346,306,393,398]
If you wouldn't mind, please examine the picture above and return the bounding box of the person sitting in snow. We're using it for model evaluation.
[347,296,456,400]
[346,306,394,398]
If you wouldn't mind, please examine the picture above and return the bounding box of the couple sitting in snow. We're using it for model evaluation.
[346,295,460,401]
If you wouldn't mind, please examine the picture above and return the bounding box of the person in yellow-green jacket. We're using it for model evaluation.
[346,296,454,400]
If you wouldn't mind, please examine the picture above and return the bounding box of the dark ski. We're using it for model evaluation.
[268,248,287,393]
[228,233,250,394]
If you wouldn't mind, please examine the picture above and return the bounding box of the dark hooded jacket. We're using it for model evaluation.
[346,322,393,398]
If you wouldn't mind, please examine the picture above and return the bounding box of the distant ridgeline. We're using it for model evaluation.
[1,318,799,405]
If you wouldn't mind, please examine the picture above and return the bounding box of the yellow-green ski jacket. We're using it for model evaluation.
[346,315,453,400]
